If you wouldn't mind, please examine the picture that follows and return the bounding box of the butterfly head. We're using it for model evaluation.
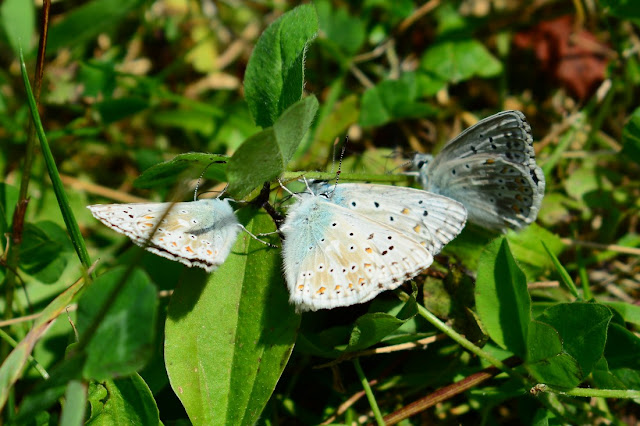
[411,153,434,188]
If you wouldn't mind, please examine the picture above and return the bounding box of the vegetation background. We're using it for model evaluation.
[0,0,639,424]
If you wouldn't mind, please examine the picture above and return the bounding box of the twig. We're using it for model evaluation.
[561,238,640,256]
[60,174,149,203]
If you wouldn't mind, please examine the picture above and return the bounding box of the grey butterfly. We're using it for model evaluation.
[411,110,545,232]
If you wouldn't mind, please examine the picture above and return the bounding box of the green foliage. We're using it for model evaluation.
[1,1,639,425]
[244,4,318,128]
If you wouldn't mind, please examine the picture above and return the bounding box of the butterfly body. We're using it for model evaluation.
[281,184,466,311]
[412,110,545,231]
[88,199,240,272]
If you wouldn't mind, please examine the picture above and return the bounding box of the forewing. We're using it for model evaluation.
[88,199,240,271]
[282,199,433,311]
[312,183,467,255]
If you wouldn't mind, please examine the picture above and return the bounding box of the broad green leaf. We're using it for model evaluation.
[134,152,228,189]
[421,39,502,84]
[77,267,157,381]
[244,4,318,128]
[0,273,87,411]
[506,224,564,281]
[165,208,298,426]
[47,0,146,52]
[592,357,640,391]
[60,380,87,426]
[0,0,35,55]
[20,221,73,283]
[602,301,640,327]
[475,238,531,357]
[95,97,149,124]
[604,322,640,370]
[86,375,159,425]
[360,79,437,127]
[527,302,612,388]
[526,320,582,388]
[621,106,640,164]
[345,295,417,352]
[316,0,366,55]
[227,96,318,197]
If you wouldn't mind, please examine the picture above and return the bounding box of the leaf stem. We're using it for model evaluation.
[352,358,385,426]
[537,384,640,399]
[281,171,408,184]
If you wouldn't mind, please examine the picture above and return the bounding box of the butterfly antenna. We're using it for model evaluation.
[278,178,300,199]
[194,161,225,201]
[329,137,347,196]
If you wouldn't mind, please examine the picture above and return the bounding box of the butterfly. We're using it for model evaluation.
[88,199,241,272]
[410,110,545,232]
[280,183,467,311]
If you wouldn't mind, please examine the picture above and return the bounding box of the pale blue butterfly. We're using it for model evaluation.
[411,110,545,232]
[88,199,240,272]
[280,182,467,311]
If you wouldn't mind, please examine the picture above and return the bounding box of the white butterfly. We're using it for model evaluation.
[411,110,545,232]
[88,199,240,272]
[280,183,467,311]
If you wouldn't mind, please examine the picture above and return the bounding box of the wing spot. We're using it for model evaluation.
[382,250,388,255]
[452,169,456,175]
[365,247,373,253]
[423,210,429,217]
[389,216,395,222]
[145,223,154,227]
[351,201,357,207]
[358,277,365,286]
[374,202,380,208]
[401,208,410,214]
[413,225,421,233]
[185,247,194,253]
[332,222,337,227]
[485,159,495,164]
[368,233,374,239]
[316,287,326,295]
[298,285,304,291]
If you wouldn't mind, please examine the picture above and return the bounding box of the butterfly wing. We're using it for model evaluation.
[281,195,433,311]
[88,199,240,272]
[424,155,544,230]
[311,183,467,255]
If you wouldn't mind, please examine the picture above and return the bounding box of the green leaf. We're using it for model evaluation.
[86,375,159,425]
[227,96,318,197]
[244,4,318,128]
[134,152,228,189]
[604,322,640,370]
[601,0,640,20]
[316,0,366,55]
[541,241,579,299]
[0,274,86,411]
[47,0,146,52]
[527,302,613,387]
[345,296,417,352]
[60,380,87,426]
[506,223,565,281]
[421,39,502,84]
[359,78,437,127]
[475,237,530,357]
[621,106,640,165]
[77,267,157,381]
[0,183,19,241]
[20,221,73,283]
[526,320,582,388]
[150,109,216,135]
[0,0,35,55]
[602,301,640,327]
[95,97,149,124]
[165,208,298,425]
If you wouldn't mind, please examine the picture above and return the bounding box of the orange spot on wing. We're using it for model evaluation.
[206,250,213,255]
[298,285,304,291]
[413,225,421,233]
[485,159,495,164]
[401,208,410,214]
[365,247,373,253]
[185,246,194,253]
[316,287,326,295]
[512,204,521,213]
[145,215,154,219]
[358,277,365,286]
[334,285,341,291]
[364,263,372,269]
[144,223,154,227]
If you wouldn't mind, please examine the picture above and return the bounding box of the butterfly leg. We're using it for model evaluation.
[237,224,279,248]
